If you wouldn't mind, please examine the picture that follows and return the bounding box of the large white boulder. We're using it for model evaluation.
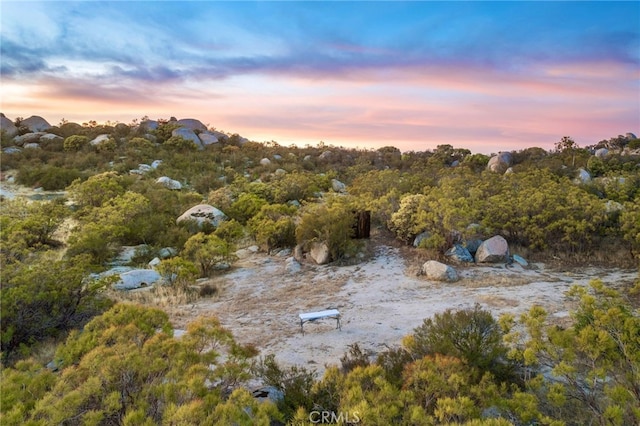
[260,158,271,166]
[309,241,331,265]
[177,204,227,228]
[156,176,182,190]
[487,152,513,173]
[113,269,162,290]
[421,260,459,282]
[475,236,510,263]
[21,115,51,132]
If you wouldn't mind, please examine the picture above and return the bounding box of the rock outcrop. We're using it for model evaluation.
[475,235,509,263]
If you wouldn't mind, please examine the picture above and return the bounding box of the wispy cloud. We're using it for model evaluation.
[1,1,638,153]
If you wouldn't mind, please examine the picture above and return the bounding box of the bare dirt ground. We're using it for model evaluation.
[169,233,638,376]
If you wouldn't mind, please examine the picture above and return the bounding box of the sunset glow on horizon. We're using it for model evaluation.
[1,1,638,154]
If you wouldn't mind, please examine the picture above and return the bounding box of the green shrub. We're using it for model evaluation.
[164,135,198,151]
[406,304,516,383]
[248,204,297,252]
[16,165,82,190]
[63,135,89,152]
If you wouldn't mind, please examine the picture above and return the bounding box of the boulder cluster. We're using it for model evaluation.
[421,235,522,283]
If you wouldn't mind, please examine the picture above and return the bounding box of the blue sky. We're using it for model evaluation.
[1,1,638,153]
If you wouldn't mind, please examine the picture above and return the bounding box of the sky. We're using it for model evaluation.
[1,1,638,154]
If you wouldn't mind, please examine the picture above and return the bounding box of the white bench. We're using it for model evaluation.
[299,309,341,334]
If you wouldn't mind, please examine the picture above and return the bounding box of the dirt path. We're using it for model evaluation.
[170,242,636,376]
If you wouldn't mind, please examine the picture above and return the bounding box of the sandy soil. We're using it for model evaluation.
[170,235,637,376]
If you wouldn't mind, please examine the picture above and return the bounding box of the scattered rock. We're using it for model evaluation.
[90,134,110,146]
[158,247,177,259]
[319,150,332,160]
[595,148,609,158]
[445,244,474,263]
[111,244,150,265]
[172,127,203,149]
[475,236,510,263]
[512,254,528,267]
[139,119,159,132]
[260,158,271,166]
[605,200,623,213]
[413,231,430,248]
[23,143,40,149]
[464,239,483,256]
[3,147,21,154]
[273,154,282,160]
[576,168,591,184]
[177,204,227,228]
[252,386,284,404]
[331,179,346,193]
[285,257,302,274]
[421,260,459,282]
[156,176,182,190]
[309,241,331,265]
[487,152,513,173]
[148,257,161,267]
[275,168,287,176]
[13,132,46,146]
[39,133,63,143]
[198,131,220,146]
[113,269,162,290]
[151,160,163,169]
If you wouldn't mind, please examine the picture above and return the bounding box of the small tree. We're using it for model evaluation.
[296,197,358,261]
[182,233,231,277]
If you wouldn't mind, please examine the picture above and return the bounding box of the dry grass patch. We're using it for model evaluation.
[108,281,218,307]
[476,295,520,308]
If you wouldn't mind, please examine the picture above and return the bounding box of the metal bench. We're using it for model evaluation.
[299,309,341,334]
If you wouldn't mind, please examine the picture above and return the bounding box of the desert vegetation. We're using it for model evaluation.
[1,114,639,424]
